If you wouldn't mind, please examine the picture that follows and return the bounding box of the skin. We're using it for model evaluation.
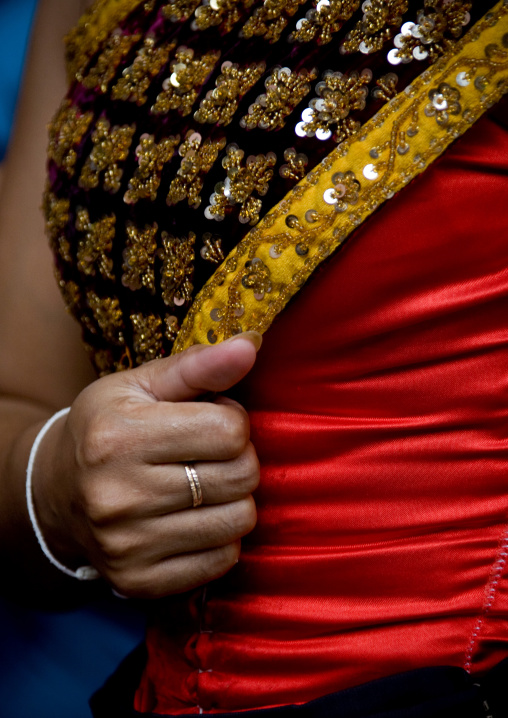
[0,0,261,604]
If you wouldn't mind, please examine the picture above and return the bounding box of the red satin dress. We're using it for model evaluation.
[135,113,508,714]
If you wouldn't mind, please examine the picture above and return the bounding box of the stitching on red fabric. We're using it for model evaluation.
[463,526,508,672]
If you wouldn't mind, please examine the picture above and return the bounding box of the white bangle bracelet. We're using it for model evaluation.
[25,407,99,581]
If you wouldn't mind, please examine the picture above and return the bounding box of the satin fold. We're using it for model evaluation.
[136,114,508,714]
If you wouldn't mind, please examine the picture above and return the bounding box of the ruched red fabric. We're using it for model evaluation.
[135,113,508,714]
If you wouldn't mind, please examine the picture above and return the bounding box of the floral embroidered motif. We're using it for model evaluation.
[43,190,71,262]
[112,36,176,105]
[424,81,461,125]
[57,277,80,316]
[194,0,253,34]
[122,221,159,291]
[200,233,225,263]
[296,69,372,142]
[279,147,309,180]
[159,231,196,306]
[341,0,409,55]
[124,133,180,203]
[372,72,399,100]
[161,0,201,22]
[290,0,360,45]
[241,66,318,130]
[79,118,136,193]
[87,291,125,345]
[164,314,180,342]
[76,209,116,280]
[387,0,472,65]
[130,313,163,363]
[241,0,307,43]
[205,145,277,225]
[80,30,142,91]
[194,60,266,126]
[48,101,93,176]
[151,47,221,116]
[166,131,226,208]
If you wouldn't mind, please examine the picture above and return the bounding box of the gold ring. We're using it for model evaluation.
[184,464,203,508]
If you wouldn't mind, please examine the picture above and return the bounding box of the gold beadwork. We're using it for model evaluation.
[200,233,225,263]
[159,231,196,306]
[57,276,81,315]
[164,314,180,342]
[279,147,309,180]
[122,221,159,291]
[194,60,266,126]
[79,118,136,193]
[173,1,508,354]
[205,145,277,225]
[151,47,221,116]
[130,313,164,363]
[290,0,360,45]
[241,66,318,131]
[389,1,472,65]
[64,0,145,83]
[297,69,372,143]
[87,291,125,344]
[241,0,307,44]
[194,0,253,34]
[47,100,93,176]
[166,132,226,208]
[124,133,180,203]
[341,0,409,55]
[76,209,116,280]
[111,36,176,105]
[161,0,201,22]
[372,72,399,100]
[81,30,142,91]
[43,189,71,262]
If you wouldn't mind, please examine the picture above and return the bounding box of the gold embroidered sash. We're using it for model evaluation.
[172,0,508,354]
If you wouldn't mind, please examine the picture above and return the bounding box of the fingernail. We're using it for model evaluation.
[224,331,263,352]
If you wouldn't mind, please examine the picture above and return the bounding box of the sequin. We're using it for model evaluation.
[362,163,378,179]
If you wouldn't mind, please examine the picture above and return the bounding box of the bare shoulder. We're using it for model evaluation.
[0,0,97,411]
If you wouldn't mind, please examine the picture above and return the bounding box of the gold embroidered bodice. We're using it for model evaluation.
[44,0,484,374]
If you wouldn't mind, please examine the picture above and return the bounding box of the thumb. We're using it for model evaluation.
[131,332,262,403]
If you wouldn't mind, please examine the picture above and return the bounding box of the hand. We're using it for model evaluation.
[33,333,261,599]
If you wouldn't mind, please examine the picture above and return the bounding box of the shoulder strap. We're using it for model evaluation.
[173,0,508,354]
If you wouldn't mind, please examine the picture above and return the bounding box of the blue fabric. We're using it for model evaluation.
[0,596,144,718]
[0,0,38,158]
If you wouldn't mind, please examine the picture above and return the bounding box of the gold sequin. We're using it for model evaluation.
[122,221,159,291]
[79,118,136,193]
[87,291,125,345]
[81,30,142,91]
[159,231,196,306]
[194,60,266,126]
[205,145,277,225]
[43,189,71,262]
[76,209,116,280]
[47,100,93,176]
[290,0,360,45]
[241,66,318,131]
[131,313,164,363]
[166,132,226,208]
[341,0,409,55]
[124,133,180,203]
[200,233,225,263]
[424,81,462,125]
[112,36,176,105]
[241,0,307,43]
[151,47,220,116]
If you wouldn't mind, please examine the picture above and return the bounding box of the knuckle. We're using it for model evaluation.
[224,497,257,538]
[77,415,124,468]
[219,409,249,456]
[236,444,261,492]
